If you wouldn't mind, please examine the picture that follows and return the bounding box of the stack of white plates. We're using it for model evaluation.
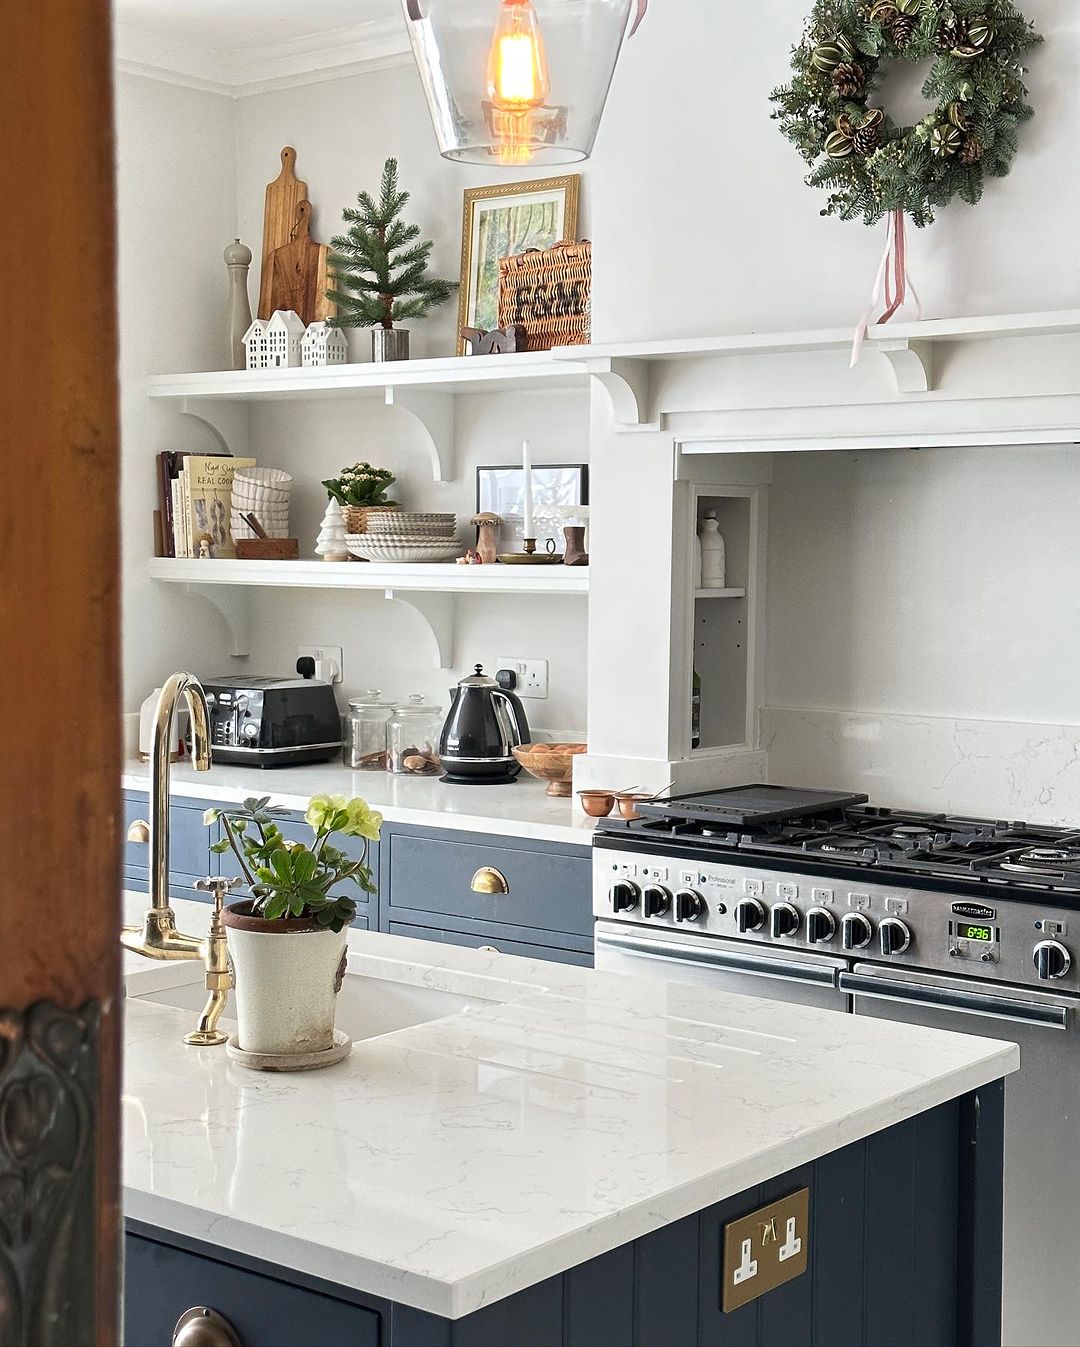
[347,512,460,563]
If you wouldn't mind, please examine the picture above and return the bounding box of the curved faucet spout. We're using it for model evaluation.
[150,672,212,914]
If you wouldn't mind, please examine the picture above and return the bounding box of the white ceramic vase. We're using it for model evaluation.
[223,903,348,1055]
[699,512,727,589]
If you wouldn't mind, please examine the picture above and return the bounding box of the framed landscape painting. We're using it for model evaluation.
[457,175,580,354]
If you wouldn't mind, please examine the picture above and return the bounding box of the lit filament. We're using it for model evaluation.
[486,0,549,163]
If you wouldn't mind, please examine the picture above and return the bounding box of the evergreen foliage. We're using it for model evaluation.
[771,0,1042,227]
[325,158,456,329]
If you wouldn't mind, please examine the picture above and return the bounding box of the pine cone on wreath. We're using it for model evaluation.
[938,17,968,51]
[890,13,918,45]
[959,135,985,165]
[853,124,881,155]
[833,61,866,96]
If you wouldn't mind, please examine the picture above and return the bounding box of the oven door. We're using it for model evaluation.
[595,921,850,1013]
[843,963,1079,1347]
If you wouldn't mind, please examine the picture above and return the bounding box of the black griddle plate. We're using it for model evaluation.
[634,784,869,827]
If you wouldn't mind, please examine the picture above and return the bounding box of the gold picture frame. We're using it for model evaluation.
[457,175,581,356]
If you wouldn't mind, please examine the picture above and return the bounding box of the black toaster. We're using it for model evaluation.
[200,676,343,767]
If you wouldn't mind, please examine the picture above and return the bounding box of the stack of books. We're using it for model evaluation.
[157,453,256,558]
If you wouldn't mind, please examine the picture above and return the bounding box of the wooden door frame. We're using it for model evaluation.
[0,3,121,1343]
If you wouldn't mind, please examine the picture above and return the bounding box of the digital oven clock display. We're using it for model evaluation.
[955,922,996,943]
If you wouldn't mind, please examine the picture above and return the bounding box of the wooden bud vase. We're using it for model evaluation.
[563,526,588,567]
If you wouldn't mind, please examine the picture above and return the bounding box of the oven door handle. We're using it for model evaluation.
[596,929,838,987]
[839,972,1069,1029]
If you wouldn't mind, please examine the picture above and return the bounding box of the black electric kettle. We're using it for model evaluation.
[439,665,532,785]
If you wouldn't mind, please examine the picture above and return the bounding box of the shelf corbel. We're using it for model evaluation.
[384,589,454,669]
[177,583,251,657]
[872,338,935,395]
[384,387,456,482]
[176,398,249,455]
[581,356,654,429]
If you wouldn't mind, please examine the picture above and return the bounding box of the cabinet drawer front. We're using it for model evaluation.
[387,832,592,938]
[125,1232,381,1347]
[389,921,593,967]
[277,812,378,924]
[124,792,214,896]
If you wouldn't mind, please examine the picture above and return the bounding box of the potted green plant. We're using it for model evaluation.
[325,156,456,363]
[322,460,398,535]
[205,793,381,1059]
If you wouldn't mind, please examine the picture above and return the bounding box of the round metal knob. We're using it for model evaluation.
[172,1306,242,1347]
[674,890,705,923]
[806,907,837,945]
[841,912,873,951]
[642,885,671,919]
[1034,940,1071,981]
[770,903,800,939]
[610,881,640,913]
[879,918,912,956]
[735,898,766,933]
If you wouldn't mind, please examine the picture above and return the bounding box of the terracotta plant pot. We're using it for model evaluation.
[223,900,347,1056]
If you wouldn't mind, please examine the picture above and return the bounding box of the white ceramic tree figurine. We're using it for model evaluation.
[316,499,349,562]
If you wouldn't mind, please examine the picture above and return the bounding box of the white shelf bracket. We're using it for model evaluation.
[179,583,252,657]
[873,338,935,395]
[385,387,456,482]
[586,357,654,429]
[177,398,246,455]
[385,589,454,669]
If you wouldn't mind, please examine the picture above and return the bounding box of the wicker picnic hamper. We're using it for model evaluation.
[498,240,592,350]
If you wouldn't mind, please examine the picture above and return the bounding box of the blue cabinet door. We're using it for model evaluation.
[123,790,218,902]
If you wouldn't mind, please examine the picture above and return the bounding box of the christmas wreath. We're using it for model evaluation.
[771,0,1042,227]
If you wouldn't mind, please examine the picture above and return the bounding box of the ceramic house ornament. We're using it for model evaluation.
[301,321,348,368]
[700,511,727,589]
[316,499,349,562]
[266,309,306,368]
[242,318,270,370]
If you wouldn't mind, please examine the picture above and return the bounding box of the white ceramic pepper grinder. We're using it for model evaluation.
[224,238,253,371]
[699,511,726,589]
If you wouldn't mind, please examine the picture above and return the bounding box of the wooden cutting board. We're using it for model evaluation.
[266,200,336,326]
[258,146,308,319]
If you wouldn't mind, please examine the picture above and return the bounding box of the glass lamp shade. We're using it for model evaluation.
[403,0,636,165]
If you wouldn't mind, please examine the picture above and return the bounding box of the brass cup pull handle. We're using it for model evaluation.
[478,945,501,954]
[127,818,151,845]
[471,866,509,895]
[172,1306,243,1347]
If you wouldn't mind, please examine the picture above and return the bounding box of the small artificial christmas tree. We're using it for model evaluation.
[315,499,349,562]
[325,158,455,351]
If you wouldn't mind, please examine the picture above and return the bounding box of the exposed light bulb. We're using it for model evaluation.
[486,0,550,163]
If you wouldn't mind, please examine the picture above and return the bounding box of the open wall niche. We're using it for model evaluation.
[690,486,766,757]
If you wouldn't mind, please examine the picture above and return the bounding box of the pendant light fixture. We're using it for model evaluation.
[402,0,647,166]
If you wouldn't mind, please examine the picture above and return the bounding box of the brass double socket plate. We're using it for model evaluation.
[722,1188,810,1313]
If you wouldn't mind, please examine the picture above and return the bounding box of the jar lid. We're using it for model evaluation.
[348,689,391,710]
[394,692,441,716]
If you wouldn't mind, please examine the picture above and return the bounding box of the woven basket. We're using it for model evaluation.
[498,240,592,351]
[343,504,398,535]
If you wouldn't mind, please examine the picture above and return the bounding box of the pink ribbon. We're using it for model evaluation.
[629,0,649,36]
[851,208,922,367]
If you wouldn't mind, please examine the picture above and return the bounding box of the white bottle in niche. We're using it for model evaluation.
[692,530,703,589]
[699,511,726,589]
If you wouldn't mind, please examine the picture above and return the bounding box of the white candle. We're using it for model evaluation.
[522,439,534,539]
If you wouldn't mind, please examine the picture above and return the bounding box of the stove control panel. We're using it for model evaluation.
[594,848,1080,992]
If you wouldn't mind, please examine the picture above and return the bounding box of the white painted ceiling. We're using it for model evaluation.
[115,0,400,49]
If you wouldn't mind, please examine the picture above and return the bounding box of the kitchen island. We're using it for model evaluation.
[123,896,1016,1347]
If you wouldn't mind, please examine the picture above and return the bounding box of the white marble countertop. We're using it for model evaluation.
[122,894,1018,1320]
[122,757,595,847]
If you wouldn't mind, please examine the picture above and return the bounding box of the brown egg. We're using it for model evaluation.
[531,743,552,754]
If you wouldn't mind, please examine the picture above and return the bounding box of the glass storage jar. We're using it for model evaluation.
[386,694,443,775]
[345,690,393,770]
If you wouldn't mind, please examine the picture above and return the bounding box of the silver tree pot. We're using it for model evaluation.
[371,327,410,362]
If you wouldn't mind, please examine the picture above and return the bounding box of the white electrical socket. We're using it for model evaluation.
[298,645,344,685]
[496,656,549,699]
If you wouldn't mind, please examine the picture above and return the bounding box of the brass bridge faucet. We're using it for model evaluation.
[122,671,238,1046]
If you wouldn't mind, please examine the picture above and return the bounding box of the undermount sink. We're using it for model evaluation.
[125,962,500,1043]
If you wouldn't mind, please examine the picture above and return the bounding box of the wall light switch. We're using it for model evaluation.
[496,656,549,699]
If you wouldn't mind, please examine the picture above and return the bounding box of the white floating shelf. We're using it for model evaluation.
[694,588,746,600]
[148,558,589,670]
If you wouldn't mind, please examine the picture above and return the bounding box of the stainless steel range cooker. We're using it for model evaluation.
[592,785,1080,1347]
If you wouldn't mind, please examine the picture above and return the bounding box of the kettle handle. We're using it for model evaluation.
[491,687,531,747]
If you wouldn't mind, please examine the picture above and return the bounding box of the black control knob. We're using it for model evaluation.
[610,882,640,914]
[770,903,800,939]
[642,885,672,920]
[674,890,705,924]
[841,912,873,951]
[806,907,837,945]
[879,918,912,956]
[1034,940,1071,981]
[735,898,766,934]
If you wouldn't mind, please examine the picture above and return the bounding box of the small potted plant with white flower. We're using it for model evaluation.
[205,793,381,1060]
[322,460,398,535]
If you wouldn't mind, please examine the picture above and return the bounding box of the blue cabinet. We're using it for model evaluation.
[123,792,591,962]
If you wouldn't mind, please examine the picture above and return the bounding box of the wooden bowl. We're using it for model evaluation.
[512,743,586,797]
[578,790,616,818]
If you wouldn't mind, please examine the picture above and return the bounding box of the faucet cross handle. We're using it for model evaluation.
[196,876,244,910]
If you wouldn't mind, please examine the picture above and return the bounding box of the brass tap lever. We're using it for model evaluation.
[182,877,243,1048]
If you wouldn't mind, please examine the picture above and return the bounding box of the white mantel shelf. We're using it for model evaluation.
[149,558,588,669]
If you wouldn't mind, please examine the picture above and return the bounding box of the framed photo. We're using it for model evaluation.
[476,463,589,554]
[457,175,581,355]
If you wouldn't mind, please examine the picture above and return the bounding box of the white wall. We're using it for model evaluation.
[116,73,240,710]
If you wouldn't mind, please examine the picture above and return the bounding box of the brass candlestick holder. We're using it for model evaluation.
[497,537,563,566]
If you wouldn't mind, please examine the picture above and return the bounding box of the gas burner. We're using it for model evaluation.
[887,825,937,843]
[999,847,1080,876]
[819,839,870,854]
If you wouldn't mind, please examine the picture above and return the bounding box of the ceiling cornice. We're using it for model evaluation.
[114,17,413,98]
